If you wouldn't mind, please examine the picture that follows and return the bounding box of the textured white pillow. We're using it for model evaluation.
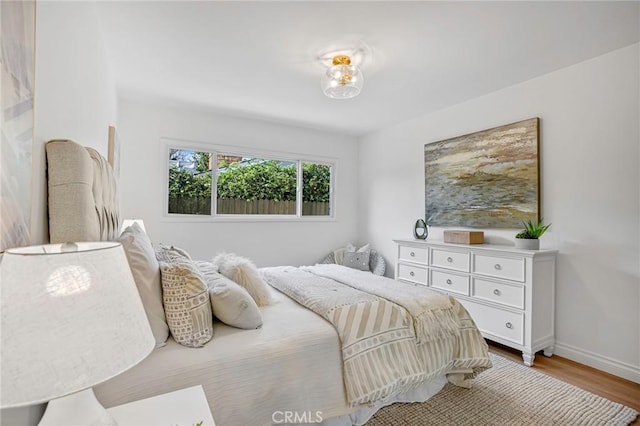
[196,261,263,329]
[155,243,192,263]
[345,243,371,253]
[119,223,169,347]
[159,260,213,348]
[212,253,272,307]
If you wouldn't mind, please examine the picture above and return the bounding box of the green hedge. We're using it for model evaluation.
[168,160,330,203]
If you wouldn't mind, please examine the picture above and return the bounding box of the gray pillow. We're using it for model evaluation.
[196,261,263,329]
[343,249,371,272]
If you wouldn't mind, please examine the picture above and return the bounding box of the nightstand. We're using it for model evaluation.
[106,385,215,426]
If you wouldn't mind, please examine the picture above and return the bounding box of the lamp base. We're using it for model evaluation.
[38,388,117,426]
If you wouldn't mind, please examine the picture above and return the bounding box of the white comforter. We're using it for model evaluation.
[94,287,352,426]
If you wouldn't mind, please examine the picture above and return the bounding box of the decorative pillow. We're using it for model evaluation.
[196,261,263,329]
[155,243,192,263]
[344,243,372,272]
[119,222,169,347]
[345,243,370,253]
[212,253,272,307]
[158,260,213,348]
[343,250,372,271]
[320,245,385,275]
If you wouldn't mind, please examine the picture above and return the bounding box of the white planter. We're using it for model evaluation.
[515,238,540,250]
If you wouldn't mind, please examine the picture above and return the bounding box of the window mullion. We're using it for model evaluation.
[296,161,303,217]
[211,151,218,216]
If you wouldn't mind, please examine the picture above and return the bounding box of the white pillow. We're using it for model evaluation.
[212,253,272,307]
[196,261,263,329]
[345,243,371,253]
[119,223,169,347]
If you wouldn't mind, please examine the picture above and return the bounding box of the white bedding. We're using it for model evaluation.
[95,287,351,426]
[95,285,451,426]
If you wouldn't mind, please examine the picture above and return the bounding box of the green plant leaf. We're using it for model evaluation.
[515,218,551,239]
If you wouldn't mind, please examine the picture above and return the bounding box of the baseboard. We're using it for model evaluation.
[554,341,640,383]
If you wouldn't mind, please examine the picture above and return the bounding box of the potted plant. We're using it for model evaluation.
[515,219,550,250]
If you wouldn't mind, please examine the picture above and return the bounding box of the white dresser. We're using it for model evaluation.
[394,239,557,366]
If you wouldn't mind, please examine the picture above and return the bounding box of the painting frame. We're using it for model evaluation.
[0,0,36,252]
[108,125,120,178]
[424,118,540,229]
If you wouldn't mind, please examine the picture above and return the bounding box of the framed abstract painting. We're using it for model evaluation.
[424,118,540,228]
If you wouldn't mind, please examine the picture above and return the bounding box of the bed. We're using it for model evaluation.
[45,139,492,426]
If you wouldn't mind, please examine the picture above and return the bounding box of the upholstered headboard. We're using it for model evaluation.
[46,139,120,243]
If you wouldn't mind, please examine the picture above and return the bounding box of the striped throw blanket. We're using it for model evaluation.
[262,265,491,406]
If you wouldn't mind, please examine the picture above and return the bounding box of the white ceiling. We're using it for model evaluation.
[95,1,639,136]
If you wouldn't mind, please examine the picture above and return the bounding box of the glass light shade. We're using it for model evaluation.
[321,63,364,99]
[0,242,155,408]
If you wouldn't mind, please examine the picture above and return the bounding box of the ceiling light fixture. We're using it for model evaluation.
[321,54,364,100]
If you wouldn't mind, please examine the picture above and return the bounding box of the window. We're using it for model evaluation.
[165,143,334,219]
[168,149,212,215]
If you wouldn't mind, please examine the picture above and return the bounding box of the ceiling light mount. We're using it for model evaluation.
[332,54,351,66]
[321,53,364,100]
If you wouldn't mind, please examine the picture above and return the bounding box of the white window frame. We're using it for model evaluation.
[161,138,337,222]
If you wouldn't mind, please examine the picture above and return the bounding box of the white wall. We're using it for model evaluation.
[117,99,360,266]
[358,44,640,382]
[30,1,117,245]
[2,2,118,424]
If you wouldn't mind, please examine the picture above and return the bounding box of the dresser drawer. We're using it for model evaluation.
[398,264,427,285]
[472,278,524,309]
[431,249,470,272]
[398,245,428,264]
[459,298,524,345]
[430,270,469,296]
[473,254,525,282]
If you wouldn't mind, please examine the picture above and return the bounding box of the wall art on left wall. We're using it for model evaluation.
[0,0,36,252]
[108,125,120,178]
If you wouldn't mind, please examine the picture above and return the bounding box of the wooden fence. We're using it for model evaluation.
[169,198,329,216]
[168,197,211,215]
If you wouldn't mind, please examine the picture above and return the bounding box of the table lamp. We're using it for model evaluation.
[0,241,155,425]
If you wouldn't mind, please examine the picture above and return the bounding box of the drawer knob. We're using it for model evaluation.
[493,289,501,296]
[447,257,453,263]
[494,264,502,270]
[505,322,513,329]
[410,251,415,257]
[446,279,452,285]
[410,271,415,277]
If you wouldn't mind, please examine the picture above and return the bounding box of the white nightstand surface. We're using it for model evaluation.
[106,385,215,426]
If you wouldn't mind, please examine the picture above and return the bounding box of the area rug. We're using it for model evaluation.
[365,353,638,425]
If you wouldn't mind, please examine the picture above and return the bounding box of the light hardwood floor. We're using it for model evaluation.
[488,342,640,425]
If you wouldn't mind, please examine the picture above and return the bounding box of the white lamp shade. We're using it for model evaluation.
[0,242,155,408]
